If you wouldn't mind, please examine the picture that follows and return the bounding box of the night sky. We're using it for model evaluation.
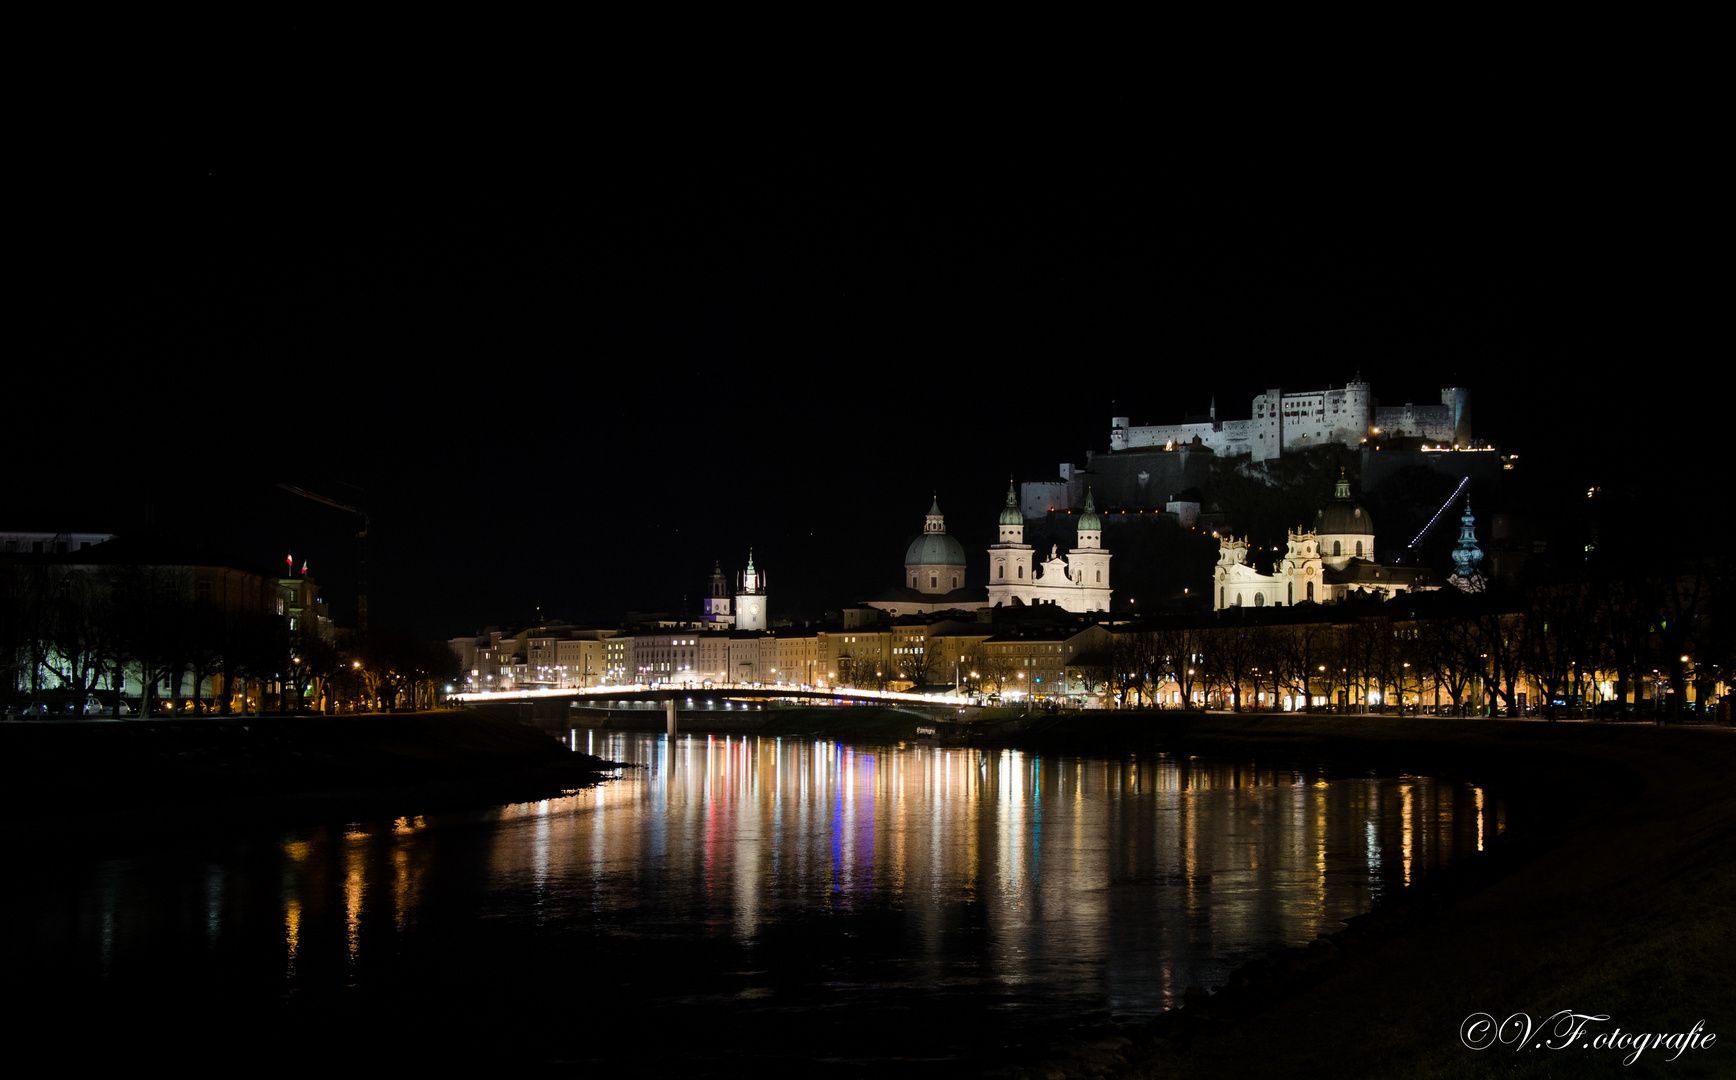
[11,151,1716,636]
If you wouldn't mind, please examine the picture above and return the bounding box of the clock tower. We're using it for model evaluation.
[736,549,767,631]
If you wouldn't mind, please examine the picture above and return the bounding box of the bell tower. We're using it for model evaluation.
[986,477,1035,607]
[736,549,767,631]
[703,560,733,625]
[1068,487,1112,611]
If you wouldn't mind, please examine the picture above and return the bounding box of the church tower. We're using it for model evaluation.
[1447,499,1487,593]
[1067,487,1113,611]
[986,479,1034,607]
[703,560,733,626]
[736,550,767,631]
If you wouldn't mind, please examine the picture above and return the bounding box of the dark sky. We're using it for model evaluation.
[10,146,1716,636]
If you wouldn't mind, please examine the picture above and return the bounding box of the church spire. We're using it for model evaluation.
[1449,499,1486,593]
[1075,487,1102,549]
[999,476,1023,526]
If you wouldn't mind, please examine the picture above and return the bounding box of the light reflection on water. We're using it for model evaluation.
[8,732,1498,1071]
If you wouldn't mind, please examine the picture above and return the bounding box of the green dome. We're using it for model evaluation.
[999,481,1023,526]
[1078,487,1101,531]
[906,533,966,568]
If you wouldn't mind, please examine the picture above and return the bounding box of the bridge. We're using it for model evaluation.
[451,684,970,735]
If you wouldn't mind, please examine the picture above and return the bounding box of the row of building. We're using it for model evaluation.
[449,616,1122,704]
[451,466,1490,699]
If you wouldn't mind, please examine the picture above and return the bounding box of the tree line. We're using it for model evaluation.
[1085,567,1728,721]
[1,560,458,716]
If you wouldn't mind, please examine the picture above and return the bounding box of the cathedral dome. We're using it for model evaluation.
[1314,470,1374,537]
[906,532,966,568]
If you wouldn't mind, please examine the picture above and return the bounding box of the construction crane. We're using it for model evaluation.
[277,482,370,631]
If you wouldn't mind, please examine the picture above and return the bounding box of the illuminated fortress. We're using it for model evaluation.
[1110,380,1471,462]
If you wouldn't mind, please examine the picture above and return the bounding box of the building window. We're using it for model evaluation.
[1018,566,1024,579]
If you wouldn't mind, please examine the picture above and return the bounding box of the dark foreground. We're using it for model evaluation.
[0,709,618,848]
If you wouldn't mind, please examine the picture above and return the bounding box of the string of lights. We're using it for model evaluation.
[1409,476,1470,549]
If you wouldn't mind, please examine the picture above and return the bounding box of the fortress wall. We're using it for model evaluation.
[1022,481,1070,517]
[1118,421,1221,452]
[1055,449,1213,510]
[1113,384,1466,459]
[1374,403,1456,441]
[1359,446,1503,491]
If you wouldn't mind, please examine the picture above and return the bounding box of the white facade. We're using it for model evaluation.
[986,485,1112,613]
[735,550,767,631]
[1214,530,1326,609]
[1213,475,1434,609]
[1112,382,1469,462]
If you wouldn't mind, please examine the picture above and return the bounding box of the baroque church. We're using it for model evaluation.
[860,485,1114,617]
[862,498,985,616]
[1212,471,1437,609]
[701,550,769,629]
[985,482,1112,612]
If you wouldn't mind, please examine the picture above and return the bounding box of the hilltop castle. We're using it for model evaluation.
[1111,380,1471,462]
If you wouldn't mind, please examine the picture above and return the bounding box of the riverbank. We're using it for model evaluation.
[574,702,1730,1075]
[595,702,1732,1077]
[986,714,1735,1079]
[0,709,620,847]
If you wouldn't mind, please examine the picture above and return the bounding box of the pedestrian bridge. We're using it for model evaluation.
[451,684,968,736]
[450,683,964,707]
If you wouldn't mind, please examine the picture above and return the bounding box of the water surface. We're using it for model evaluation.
[7,731,1497,1073]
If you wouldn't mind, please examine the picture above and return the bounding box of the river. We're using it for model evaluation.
[7,730,1497,1074]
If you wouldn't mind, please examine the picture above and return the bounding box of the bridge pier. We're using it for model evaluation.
[666,698,677,737]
